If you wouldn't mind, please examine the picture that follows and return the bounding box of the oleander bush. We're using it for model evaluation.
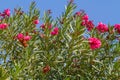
[0,1,120,80]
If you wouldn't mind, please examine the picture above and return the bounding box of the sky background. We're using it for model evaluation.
[0,0,120,25]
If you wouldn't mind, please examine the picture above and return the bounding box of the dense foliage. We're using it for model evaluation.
[0,1,120,80]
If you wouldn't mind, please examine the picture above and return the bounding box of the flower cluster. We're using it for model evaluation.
[16,33,31,47]
[33,19,39,24]
[0,23,8,30]
[51,27,59,36]
[96,22,108,33]
[88,37,101,50]
[81,14,94,31]
[114,24,120,34]
[0,9,10,17]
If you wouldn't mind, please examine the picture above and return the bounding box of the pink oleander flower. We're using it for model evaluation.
[51,27,59,35]
[0,23,8,30]
[114,24,120,34]
[17,33,31,41]
[75,11,81,16]
[3,9,10,16]
[17,33,24,40]
[82,14,89,21]
[53,27,59,32]
[88,37,101,50]
[81,20,94,31]
[40,24,45,29]
[96,22,108,33]
[24,36,31,41]
[85,20,94,31]
[33,19,39,24]
[81,21,86,26]
[16,33,31,47]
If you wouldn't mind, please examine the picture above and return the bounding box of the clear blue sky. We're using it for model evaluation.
[0,0,120,25]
